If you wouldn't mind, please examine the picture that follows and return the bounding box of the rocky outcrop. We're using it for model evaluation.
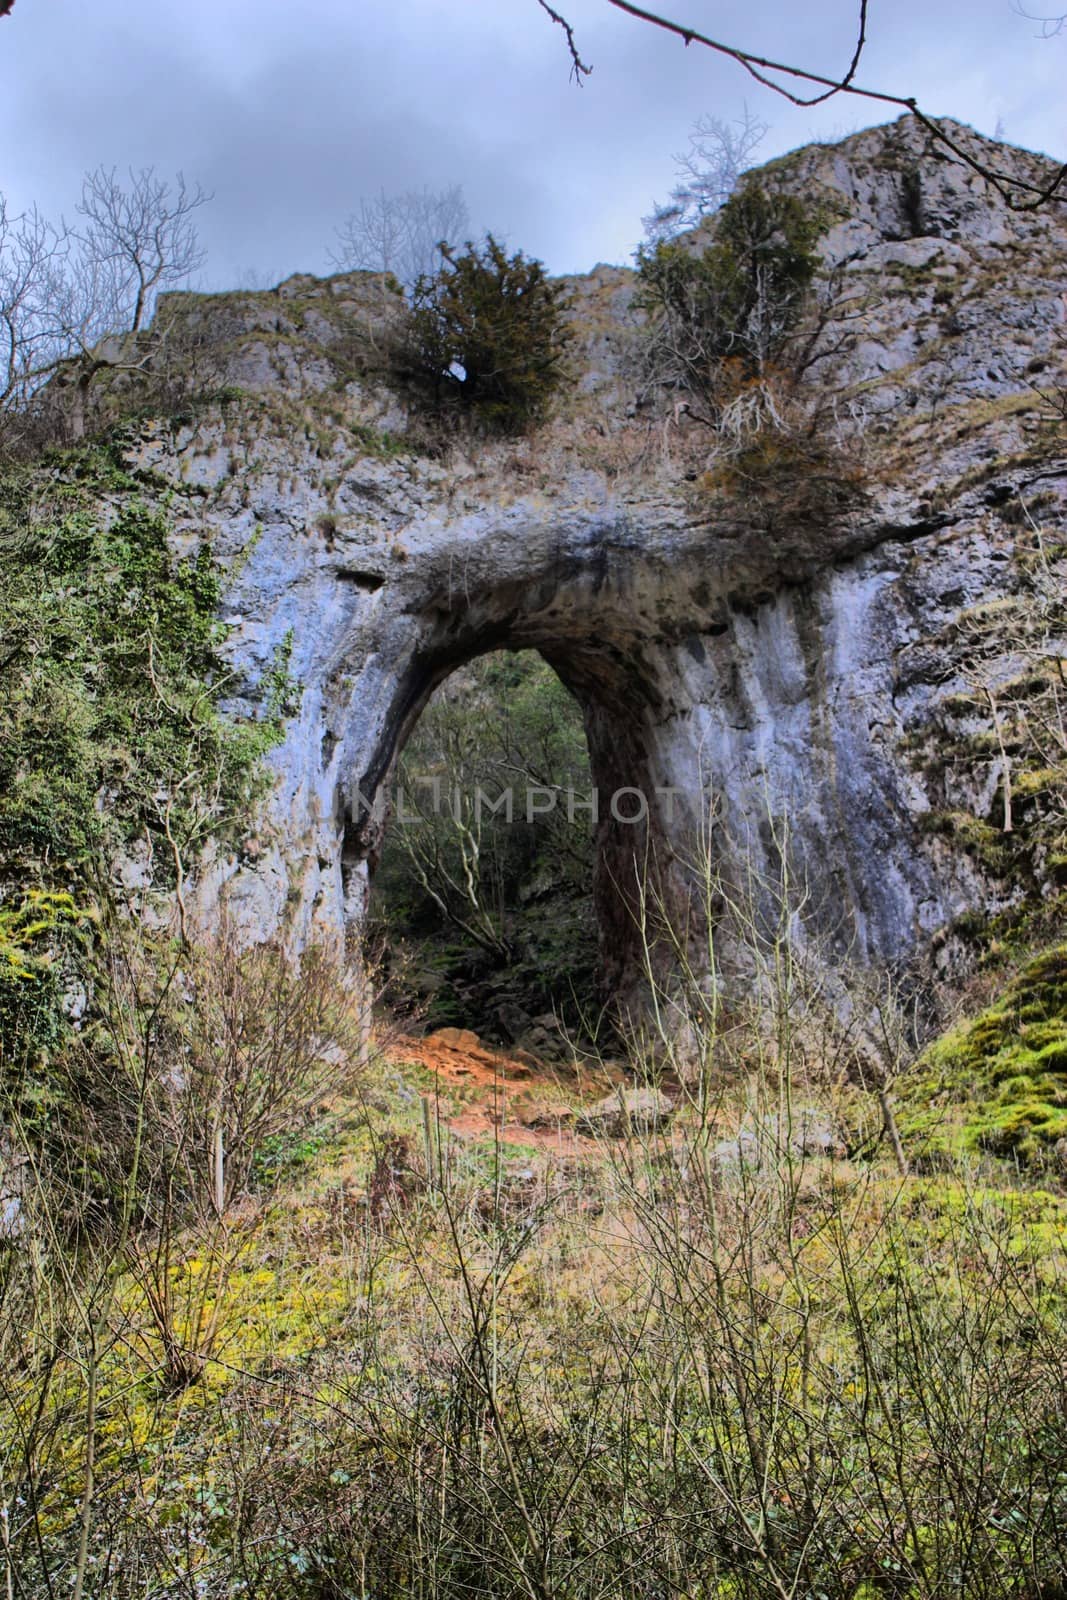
[116,115,1065,1005]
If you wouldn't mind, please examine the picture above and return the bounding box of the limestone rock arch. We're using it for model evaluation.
[336,547,687,1003]
[162,116,1067,1009]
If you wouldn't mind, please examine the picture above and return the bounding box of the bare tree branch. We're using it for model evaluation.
[76,166,208,334]
[330,184,469,294]
[1,167,209,447]
[643,107,767,242]
[536,0,593,82]
[542,0,1067,209]
[0,198,69,409]
[1013,0,1066,38]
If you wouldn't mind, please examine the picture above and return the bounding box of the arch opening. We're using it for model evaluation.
[370,649,598,1048]
[349,629,687,1047]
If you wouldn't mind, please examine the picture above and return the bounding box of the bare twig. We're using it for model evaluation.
[536,0,593,82]
[1013,0,1066,38]
[546,0,1067,208]
[1,167,208,446]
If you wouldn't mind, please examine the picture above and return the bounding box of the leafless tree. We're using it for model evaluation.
[330,183,469,294]
[0,166,208,445]
[76,166,206,335]
[0,197,69,412]
[539,0,1067,208]
[643,107,767,243]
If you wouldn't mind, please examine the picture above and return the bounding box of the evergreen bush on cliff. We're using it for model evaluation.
[636,183,867,521]
[404,235,571,435]
[636,182,822,408]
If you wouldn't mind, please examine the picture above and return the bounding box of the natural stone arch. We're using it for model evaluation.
[306,502,945,1016]
[176,115,1067,1009]
[335,565,694,1007]
[191,477,984,1017]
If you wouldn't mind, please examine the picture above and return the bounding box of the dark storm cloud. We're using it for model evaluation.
[1,0,1063,287]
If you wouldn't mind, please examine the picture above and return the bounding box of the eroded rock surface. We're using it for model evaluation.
[113,116,1064,1003]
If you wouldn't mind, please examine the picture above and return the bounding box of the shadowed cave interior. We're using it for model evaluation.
[362,644,683,1051]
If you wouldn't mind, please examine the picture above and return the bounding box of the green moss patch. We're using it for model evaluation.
[903,945,1067,1163]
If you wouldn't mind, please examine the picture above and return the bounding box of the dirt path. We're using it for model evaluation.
[383,1026,618,1151]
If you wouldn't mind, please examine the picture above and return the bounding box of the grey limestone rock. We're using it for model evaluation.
[107,116,1064,1008]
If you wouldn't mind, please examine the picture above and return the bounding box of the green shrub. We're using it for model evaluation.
[0,891,90,1077]
[405,235,571,434]
[0,449,280,886]
[0,444,288,1073]
[636,182,823,411]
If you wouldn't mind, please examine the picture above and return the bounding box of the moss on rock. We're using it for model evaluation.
[903,945,1067,1163]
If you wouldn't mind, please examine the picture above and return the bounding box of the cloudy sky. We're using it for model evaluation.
[1,0,1064,288]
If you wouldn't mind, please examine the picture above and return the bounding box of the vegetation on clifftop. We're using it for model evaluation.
[635,182,823,393]
[634,182,869,521]
[404,235,573,435]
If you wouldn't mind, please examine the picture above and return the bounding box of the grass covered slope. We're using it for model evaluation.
[2,1030,1066,1600]
[904,944,1067,1165]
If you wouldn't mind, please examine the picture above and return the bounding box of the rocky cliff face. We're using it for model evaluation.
[117,115,1065,1004]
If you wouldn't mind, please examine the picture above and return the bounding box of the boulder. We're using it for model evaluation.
[576,1087,675,1139]
[427,1027,481,1053]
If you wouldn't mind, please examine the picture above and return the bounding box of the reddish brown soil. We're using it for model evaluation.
[382,1027,614,1151]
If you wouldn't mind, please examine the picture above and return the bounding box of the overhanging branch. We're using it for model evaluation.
[537,0,593,82]
[541,0,1067,209]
